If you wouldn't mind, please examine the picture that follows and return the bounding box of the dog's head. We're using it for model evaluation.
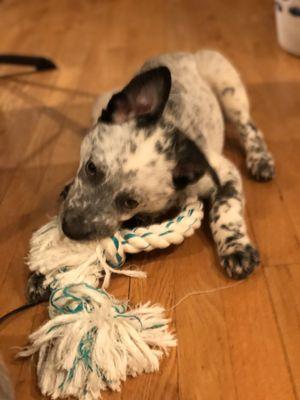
[61,66,217,240]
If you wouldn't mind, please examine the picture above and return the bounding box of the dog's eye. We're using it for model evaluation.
[85,161,97,176]
[116,194,139,210]
[123,198,139,209]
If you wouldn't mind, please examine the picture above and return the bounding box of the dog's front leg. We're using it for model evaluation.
[207,153,260,279]
[27,273,50,304]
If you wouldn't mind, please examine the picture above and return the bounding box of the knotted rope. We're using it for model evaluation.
[28,197,203,290]
[20,197,204,400]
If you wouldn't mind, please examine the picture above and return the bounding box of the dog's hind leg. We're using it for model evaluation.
[195,50,275,182]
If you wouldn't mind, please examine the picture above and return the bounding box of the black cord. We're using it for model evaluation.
[0,55,57,71]
[0,301,47,325]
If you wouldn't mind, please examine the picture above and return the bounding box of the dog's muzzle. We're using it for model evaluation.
[61,210,94,240]
[61,208,119,241]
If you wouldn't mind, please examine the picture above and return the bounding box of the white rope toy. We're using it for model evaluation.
[19,197,203,400]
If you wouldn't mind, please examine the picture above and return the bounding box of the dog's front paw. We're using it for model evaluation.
[27,273,50,304]
[247,153,275,182]
[220,244,260,279]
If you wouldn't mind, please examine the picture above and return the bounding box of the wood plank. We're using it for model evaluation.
[173,230,238,400]
[121,250,179,400]
[173,232,296,400]
[221,269,296,400]
[0,0,299,399]
[265,265,300,399]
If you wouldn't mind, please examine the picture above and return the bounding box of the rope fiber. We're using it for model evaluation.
[14,196,239,400]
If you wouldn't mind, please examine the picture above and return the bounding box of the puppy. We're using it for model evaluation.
[28,50,274,301]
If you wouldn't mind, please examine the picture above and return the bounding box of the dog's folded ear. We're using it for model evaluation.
[100,66,171,126]
[172,133,220,190]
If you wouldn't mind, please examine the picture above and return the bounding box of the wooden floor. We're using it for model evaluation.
[0,0,300,399]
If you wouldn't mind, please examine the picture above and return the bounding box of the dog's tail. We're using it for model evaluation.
[0,357,14,400]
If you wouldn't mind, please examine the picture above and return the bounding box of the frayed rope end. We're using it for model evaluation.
[18,284,176,400]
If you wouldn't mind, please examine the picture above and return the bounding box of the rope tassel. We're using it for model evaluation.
[19,198,203,399]
[19,284,176,399]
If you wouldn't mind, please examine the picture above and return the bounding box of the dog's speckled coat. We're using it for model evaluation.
[31,50,275,296]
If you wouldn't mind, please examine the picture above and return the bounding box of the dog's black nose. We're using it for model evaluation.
[61,211,93,240]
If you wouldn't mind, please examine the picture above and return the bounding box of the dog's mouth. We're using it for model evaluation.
[61,208,181,241]
[121,206,181,229]
[59,181,181,238]
[61,215,120,241]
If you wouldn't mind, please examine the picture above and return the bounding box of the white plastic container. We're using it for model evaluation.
[275,0,300,56]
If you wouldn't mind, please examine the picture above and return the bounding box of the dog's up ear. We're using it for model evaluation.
[172,133,220,190]
[100,66,171,126]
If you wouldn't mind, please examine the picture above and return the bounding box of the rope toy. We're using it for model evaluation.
[19,197,203,400]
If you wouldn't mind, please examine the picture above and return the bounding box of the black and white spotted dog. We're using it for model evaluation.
[28,50,274,302]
